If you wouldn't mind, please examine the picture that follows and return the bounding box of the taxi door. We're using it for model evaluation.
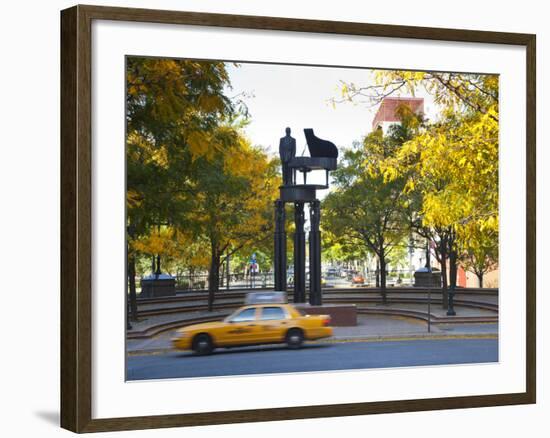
[256,306,290,343]
[222,307,260,345]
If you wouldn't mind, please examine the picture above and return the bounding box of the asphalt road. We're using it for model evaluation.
[126,338,498,380]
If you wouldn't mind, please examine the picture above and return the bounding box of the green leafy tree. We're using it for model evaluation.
[126,57,237,318]
[460,223,498,288]
[322,230,372,267]
[185,137,279,310]
[323,129,411,303]
[335,70,499,304]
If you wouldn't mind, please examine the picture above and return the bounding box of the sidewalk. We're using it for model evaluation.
[127,314,498,355]
[127,297,497,336]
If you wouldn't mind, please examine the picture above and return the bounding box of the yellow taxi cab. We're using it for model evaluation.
[171,292,333,354]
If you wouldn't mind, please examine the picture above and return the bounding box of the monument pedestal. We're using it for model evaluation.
[295,303,357,326]
[413,268,441,288]
[274,128,338,311]
[140,274,176,298]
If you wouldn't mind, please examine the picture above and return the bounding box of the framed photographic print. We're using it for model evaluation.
[60,4,536,433]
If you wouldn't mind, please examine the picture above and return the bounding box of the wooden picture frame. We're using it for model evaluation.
[61,4,536,433]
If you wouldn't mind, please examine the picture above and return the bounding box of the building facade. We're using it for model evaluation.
[372,96,424,133]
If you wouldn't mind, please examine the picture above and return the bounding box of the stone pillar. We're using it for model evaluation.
[293,202,306,303]
[274,200,287,292]
[309,200,322,305]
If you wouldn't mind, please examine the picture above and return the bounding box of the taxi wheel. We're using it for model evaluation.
[286,328,304,349]
[192,333,214,355]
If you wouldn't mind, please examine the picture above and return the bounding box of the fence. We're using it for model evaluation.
[365,269,415,286]
[174,272,275,291]
[132,268,417,293]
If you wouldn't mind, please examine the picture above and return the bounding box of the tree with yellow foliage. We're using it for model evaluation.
[335,70,498,122]
[332,70,498,307]
[186,136,279,311]
[339,70,499,305]
[126,57,246,317]
[126,57,237,238]
[390,106,499,302]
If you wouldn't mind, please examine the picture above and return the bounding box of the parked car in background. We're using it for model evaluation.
[325,267,339,278]
[351,273,365,285]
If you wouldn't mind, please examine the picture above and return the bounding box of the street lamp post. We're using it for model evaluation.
[274,200,287,292]
[426,238,432,330]
[447,286,457,316]
[425,239,431,270]
[408,236,414,286]
[126,224,136,330]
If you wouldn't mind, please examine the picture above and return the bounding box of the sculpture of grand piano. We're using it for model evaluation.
[289,129,338,186]
[280,129,338,202]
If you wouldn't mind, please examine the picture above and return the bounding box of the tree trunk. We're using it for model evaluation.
[208,245,220,312]
[127,252,138,322]
[219,260,225,288]
[189,266,195,290]
[476,272,484,288]
[226,253,231,291]
[375,259,380,288]
[379,253,387,304]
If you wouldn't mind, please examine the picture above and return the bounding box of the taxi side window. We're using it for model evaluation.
[229,308,257,323]
[260,307,287,321]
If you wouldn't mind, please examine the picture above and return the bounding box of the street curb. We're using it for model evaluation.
[128,308,498,339]
[319,333,498,343]
[127,333,498,356]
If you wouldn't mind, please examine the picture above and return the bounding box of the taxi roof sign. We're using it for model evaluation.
[245,291,288,305]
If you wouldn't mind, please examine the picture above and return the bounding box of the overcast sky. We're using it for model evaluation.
[225,62,439,158]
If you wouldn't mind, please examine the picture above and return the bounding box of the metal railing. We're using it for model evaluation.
[323,268,416,286]
[132,268,418,292]
[174,272,275,291]
[131,272,275,294]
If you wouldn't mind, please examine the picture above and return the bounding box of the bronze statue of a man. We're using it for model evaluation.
[279,127,296,185]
